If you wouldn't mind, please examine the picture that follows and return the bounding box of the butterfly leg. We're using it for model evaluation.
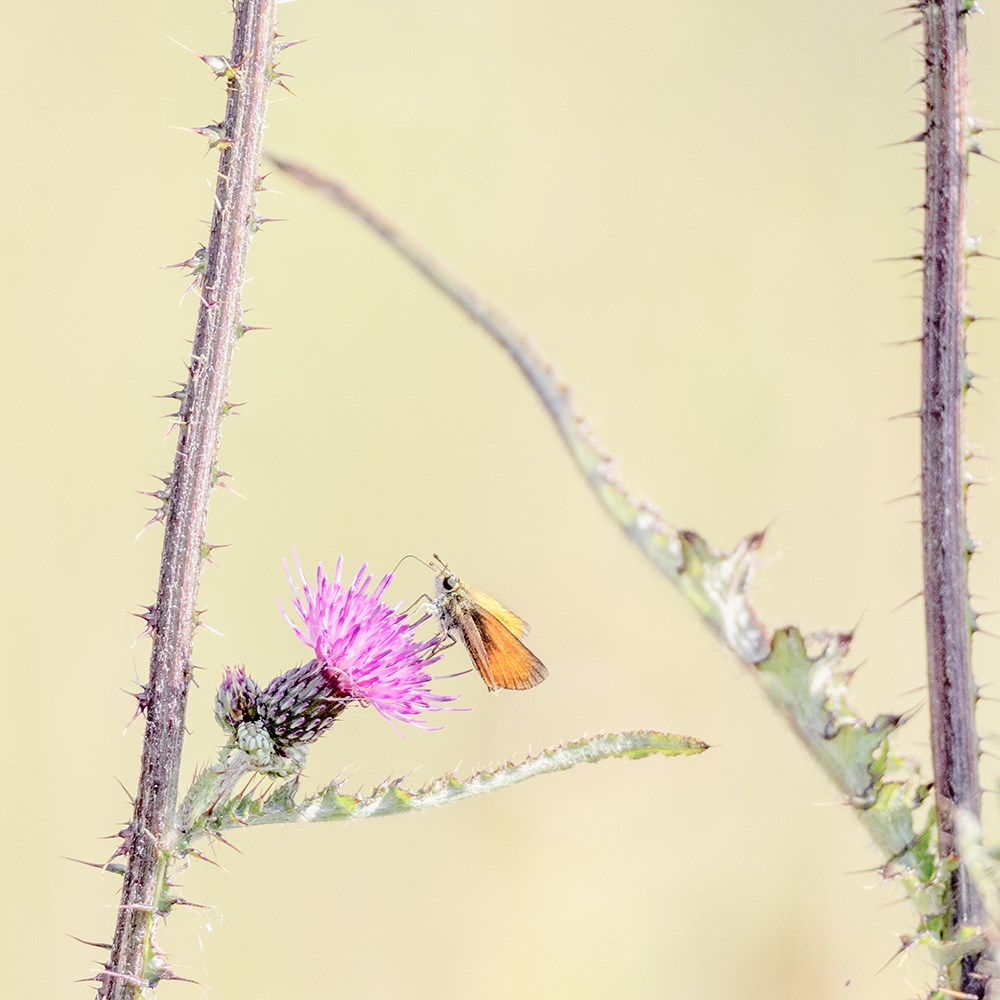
[402,592,432,615]
[431,633,458,653]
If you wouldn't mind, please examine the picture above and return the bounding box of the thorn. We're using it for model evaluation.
[209,830,245,855]
[880,18,924,43]
[102,826,135,869]
[274,37,308,53]
[887,409,922,421]
[67,934,112,950]
[881,130,927,148]
[162,247,207,275]
[170,896,207,910]
[250,215,287,233]
[884,491,921,504]
[969,141,1000,164]
[135,485,170,501]
[170,123,234,152]
[892,591,923,612]
[153,387,187,402]
[63,857,127,875]
[135,509,167,542]
[966,234,999,260]
[160,972,203,986]
[874,937,910,974]
[167,36,239,81]
[131,605,158,641]
[186,849,223,869]
[201,541,231,566]
[193,609,225,637]
[113,776,136,805]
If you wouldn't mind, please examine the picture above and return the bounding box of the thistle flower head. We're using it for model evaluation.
[211,557,455,778]
[282,555,455,729]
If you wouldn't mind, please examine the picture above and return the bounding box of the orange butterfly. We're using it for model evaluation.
[430,555,548,692]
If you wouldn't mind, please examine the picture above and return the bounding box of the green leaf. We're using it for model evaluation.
[756,628,926,864]
[188,730,706,840]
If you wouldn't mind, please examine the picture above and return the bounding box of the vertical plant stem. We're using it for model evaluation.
[921,0,982,981]
[101,2,277,996]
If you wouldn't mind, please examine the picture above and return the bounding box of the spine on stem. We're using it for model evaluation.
[100,2,278,996]
[919,0,984,991]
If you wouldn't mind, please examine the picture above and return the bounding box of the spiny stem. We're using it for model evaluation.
[920,0,983,987]
[102,2,277,996]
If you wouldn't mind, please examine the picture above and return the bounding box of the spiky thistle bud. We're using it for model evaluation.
[214,665,262,734]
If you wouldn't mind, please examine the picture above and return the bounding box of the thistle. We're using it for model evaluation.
[208,557,455,781]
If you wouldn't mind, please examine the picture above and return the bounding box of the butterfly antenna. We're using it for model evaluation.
[392,553,432,574]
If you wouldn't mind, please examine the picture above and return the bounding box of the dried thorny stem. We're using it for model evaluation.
[920,0,984,990]
[101,2,278,996]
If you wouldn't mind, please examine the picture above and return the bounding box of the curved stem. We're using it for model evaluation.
[268,155,778,661]
[101,3,277,995]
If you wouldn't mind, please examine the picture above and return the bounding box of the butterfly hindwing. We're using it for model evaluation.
[469,606,548,691]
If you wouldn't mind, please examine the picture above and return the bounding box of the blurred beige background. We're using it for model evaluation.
[4,1,1000,997]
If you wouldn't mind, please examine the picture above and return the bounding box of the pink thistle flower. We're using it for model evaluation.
[281,555,456,729]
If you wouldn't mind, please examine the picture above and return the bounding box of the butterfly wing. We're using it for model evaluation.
[467,606,548,691]
[465,586,531,638]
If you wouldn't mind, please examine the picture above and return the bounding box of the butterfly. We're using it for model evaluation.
[430,555,548,692]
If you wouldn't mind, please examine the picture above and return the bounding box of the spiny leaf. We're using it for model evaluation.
[194,731,706,838]
[756,628,926,863]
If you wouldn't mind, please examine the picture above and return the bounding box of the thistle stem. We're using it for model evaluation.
[101,2,277,995]
[920,0,982,981]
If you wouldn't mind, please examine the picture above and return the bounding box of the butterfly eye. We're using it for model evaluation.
[443,575,457,591]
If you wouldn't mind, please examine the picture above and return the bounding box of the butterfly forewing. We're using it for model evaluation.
[470,606,548,691]
[466,587,531,639]
[431,556,548,692]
